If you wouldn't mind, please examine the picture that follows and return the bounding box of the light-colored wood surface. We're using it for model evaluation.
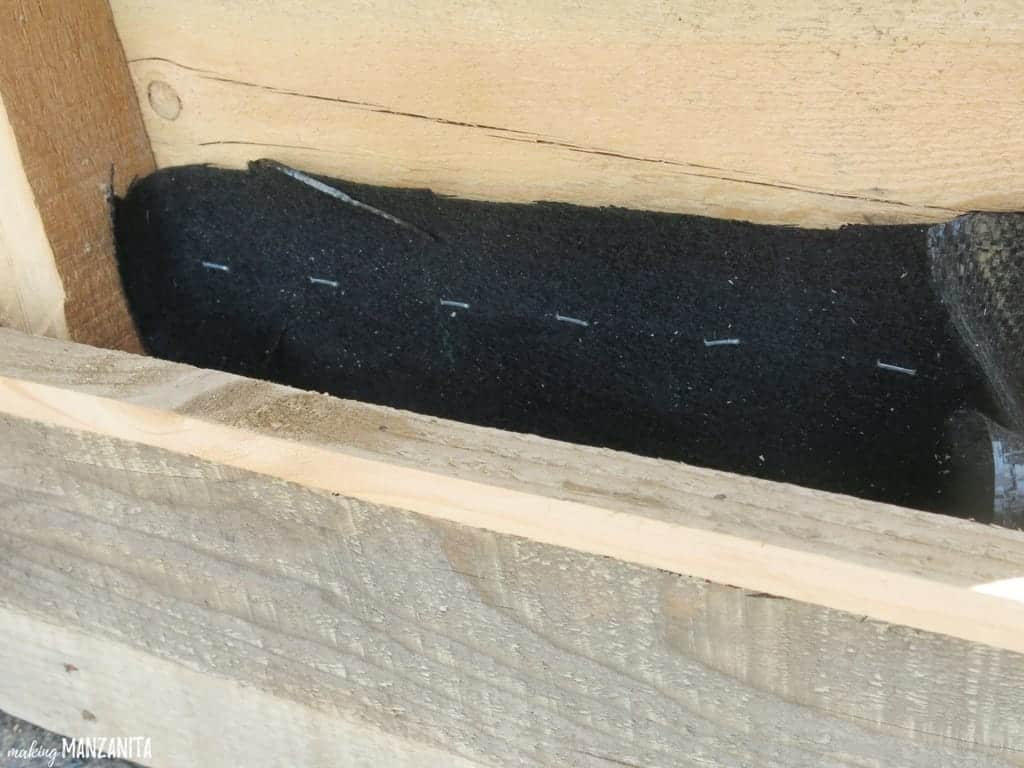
[0,607,486,768]
[2,327,1024,652]
[1,350,1023,764]
[0,95,68,340]
[0,0,153,351]
[2,326,1023,592]
[111,0,1024,227]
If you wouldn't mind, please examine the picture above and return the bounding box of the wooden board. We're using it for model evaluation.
[0,0,153,351]
[2,327,1023,596]
[0,607,485,768]
[0,95,67,340]
[1,329,1024,766]
[110,0,1024,227]
[3,328,1024,649]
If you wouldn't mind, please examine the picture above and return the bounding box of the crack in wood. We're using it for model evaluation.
[197,140,322,151]
[490,135,962,213]
[128,55,965,215]
[132,57,542,136]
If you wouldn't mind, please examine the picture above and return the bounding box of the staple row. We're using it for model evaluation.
[201,260,918,376]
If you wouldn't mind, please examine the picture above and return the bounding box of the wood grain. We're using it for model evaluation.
[1,392,1023,766]
[2,327,1024,650]
[0,607,486,768]
[110,0,1024,227]
[2,326,1023,592]
[0,95,67,340]
[0,0,153,351]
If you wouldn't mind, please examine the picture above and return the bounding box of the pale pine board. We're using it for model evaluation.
[110,0,1024,227]
[3,330,1024,765]
[1,415,1022,766]
[0,606,486,768]
[0,1,154,351]
[1,327,1023,594]
[0,95,67,340]
[0,329,1024,765]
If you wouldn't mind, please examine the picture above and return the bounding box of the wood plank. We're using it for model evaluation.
[0,607,486,768]
[2,326,1023,593]
[0,0,154,351]
[0,95,67,340]
[2,327,1024,644]
[0,350,1023,765]
[110,0,1024,227]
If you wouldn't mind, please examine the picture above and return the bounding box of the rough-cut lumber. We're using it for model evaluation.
[1,329,1024,766]
[0,96,67,340]
[0,0,153,351]
[3,328,1024,648]
[111,0,1024,227]
[0,608,483,768]
[2,329,1023,589]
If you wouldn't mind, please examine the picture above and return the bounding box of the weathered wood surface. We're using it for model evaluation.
[0,607,484,768]
[111,0,1024,227]
[0,0,153,351]
[2,327,1024,644]
[1,329,1024,766]
[0,413,1022,767]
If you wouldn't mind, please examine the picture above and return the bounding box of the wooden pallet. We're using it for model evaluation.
[2,2,1024,766]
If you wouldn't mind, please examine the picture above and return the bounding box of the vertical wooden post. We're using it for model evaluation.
[0,0,154,352]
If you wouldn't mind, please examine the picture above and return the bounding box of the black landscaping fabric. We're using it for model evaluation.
[115,164,995,517]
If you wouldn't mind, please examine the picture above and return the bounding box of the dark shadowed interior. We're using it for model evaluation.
[115,164,997,517]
